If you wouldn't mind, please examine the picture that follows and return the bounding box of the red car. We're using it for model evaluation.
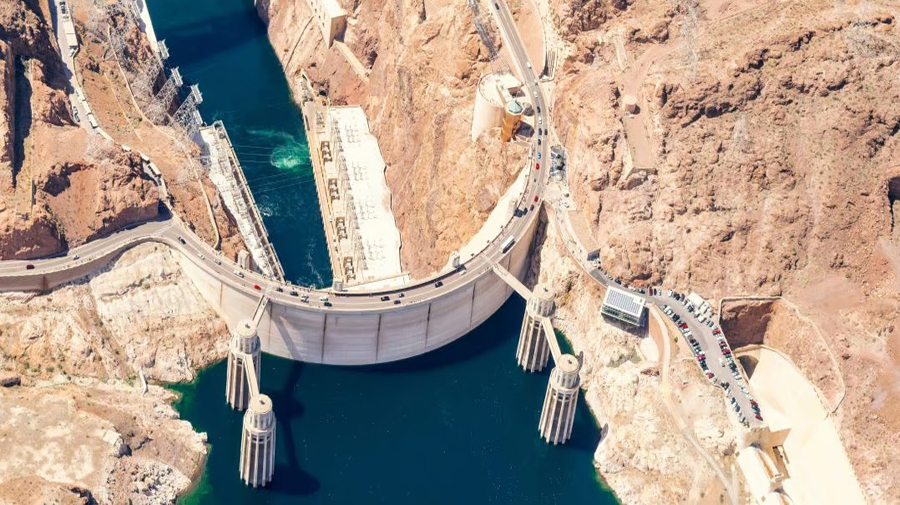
[722,348,731,355]
[253,284,261,290]
[680,323,688,329]
[755,414,763,421]
[535,162,540,170]
[705,372,714,379]
[534,195,539,203]
[713,329,721,335]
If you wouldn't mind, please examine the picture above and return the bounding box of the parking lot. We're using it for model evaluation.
[588,264,763,428]
[651,290,763,428]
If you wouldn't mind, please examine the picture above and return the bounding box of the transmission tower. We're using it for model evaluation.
[173,85,204,137]
[146,67,182,123]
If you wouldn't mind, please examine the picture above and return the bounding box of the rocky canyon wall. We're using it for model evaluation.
[0,243,230,503]
[546,0,900,500]
[0,1,163,260]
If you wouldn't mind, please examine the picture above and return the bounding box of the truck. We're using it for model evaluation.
[500,236,515,253]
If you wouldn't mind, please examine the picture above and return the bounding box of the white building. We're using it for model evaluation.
[471,72,522,141]
[305,0,347,47]
[601,286,646,326]
[327,106,405,287]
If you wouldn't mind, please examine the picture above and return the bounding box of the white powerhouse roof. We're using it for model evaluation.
[328,107,402,280]
[602,286,646,318]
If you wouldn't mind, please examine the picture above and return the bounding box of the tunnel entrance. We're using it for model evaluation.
[889,176,900,242]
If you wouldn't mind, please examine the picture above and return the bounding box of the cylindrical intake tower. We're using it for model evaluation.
[239,394,276,487]
[226,319,261,411]
[538,353,582,444]
[516,284,555,372]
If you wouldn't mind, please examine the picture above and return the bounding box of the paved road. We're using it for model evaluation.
[586,265,762,427]
[0,0,551,315]
[48,0,94,132]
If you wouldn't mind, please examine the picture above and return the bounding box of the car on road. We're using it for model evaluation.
[301,294,309,302]
[253,284,261,290]
[290,290,299,297]
[73,108,80,122]
[393,299,401,305]
[276,286,284,293]
[233,269,244,278]
[537,128,542,135]
[178,236,186,244]
[72,254,80,261]
[25,264,34,270]
[319,295,329,302]
[535,162,540,170]
[495,2,499,8]
[537,106,541,113]
[197,253,205,260]
[435,281,443,288]
[537,138,541,146]
[537,152,541,159]
[380,295,390,301]
[323,301,333,307]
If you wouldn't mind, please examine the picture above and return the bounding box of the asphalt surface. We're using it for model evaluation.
[49,0,94,132]
[587,266,762,427]
[0,0,550,315]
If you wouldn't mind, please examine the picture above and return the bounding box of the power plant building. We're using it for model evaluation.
[601,286,646,326]
[323,106,405,288]
[471,72,523,142]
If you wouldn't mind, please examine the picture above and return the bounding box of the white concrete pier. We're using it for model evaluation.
[240,394,277,487]
[516,284,555,372]
[539,353,582,445]
[225,319,262,411]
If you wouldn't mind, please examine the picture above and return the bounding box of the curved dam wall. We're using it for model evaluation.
[181,214,539,365]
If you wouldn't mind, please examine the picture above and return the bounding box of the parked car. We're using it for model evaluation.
[25,264,35,270]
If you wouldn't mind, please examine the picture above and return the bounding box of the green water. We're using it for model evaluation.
[148,0,618,503]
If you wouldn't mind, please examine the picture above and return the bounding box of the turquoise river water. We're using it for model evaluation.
[147,0,619,503]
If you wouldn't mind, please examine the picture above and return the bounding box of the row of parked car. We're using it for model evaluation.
[661,291,764,428]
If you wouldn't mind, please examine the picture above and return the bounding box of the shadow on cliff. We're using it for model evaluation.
[269,361,321,495]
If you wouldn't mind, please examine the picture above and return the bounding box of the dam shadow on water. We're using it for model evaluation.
[172,297,617,504]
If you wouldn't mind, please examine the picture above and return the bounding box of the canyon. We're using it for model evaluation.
[0,0,898,502]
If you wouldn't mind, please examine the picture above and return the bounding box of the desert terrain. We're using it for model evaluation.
[0,0,898,502]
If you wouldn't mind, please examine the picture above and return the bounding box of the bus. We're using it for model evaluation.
[500,236,515,253]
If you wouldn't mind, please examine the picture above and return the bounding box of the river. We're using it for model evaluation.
[147,0,618,503]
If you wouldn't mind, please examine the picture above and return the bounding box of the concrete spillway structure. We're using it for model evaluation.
[516,284,555,372]
[240,394,277,487]
[226,319,262,411]
[539,353,582,445]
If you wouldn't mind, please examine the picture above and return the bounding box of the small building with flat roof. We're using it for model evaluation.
[601,286,646,326]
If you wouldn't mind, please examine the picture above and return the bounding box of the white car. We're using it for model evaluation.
[233,269,244,278]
